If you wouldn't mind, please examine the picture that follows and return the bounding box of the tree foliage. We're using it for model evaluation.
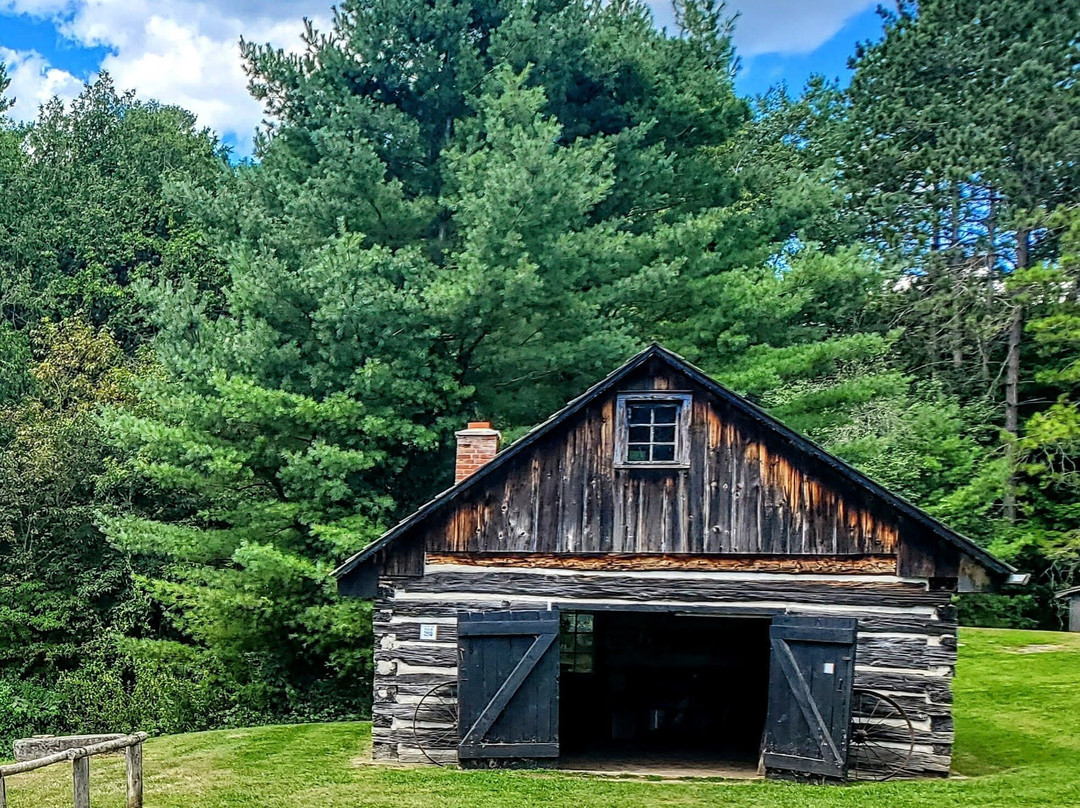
[0,72,229,742]
[0,62,11,114]
[1,0,1080,743]
[789,0,1080,621]
[103,0,862,714]
[0,74,224,345]
[0,320,135,679]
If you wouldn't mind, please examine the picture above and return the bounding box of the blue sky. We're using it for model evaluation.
[0,1,887,155]
[733,5,886,98]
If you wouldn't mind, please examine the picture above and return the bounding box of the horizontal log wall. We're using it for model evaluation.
[371,566,957,779]
[404,568,947,609]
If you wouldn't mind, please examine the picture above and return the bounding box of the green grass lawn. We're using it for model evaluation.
[5,628,1080,807]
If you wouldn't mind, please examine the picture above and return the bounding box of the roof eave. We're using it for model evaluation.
[644,345,1016,578]
[333,344,666,579]
[334,343,1017,582]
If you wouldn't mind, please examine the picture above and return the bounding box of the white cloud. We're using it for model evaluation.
[1,0,326,153]
[729,0,877,56]
[1,0,876,151]
[0,45,84,119]
[648,0,877,56]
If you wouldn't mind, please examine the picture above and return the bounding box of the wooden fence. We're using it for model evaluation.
[0,732,146,808]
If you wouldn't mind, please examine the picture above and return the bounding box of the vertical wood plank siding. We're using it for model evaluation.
[415,362,904,558]
[371,569,957,778]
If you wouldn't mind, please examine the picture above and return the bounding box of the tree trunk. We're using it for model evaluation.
[950,185,962,372]
[981,192,997,383]
[951,301,964,371]
[1003,228,1029,523]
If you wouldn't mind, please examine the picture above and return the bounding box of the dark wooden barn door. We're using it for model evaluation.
[457,609,560,765]
[763,615,857,779]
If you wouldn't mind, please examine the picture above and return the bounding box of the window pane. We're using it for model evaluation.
[652,444,675,462]
[620,398,687,465]
[653,405,678,424]
[576,633,594,651]
[560,633,575,653]
[577,614,593,632]
[575,653,593,673]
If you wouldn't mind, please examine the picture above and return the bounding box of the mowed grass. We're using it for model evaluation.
[4,628,1080,807]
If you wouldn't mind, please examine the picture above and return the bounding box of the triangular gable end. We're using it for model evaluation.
[335,345,1018,592]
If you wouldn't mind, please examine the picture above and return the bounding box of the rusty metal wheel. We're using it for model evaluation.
[413,681,459,766]
[848,688,915,781]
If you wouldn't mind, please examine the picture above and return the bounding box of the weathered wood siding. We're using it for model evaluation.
[414,359,908,558]
[371,565,957,778]
[426,552,898,574]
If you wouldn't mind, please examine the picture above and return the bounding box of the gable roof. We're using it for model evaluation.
[333,343,1016,580]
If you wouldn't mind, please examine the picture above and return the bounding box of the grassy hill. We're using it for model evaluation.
[4,628,1080,807]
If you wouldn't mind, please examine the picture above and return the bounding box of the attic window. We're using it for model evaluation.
[615,393,691,468]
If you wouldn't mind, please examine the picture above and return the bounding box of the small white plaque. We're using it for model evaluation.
[823,662,835,675]
[419,624,439,641]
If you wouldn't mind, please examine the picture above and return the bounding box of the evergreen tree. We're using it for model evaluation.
[0,73,229,738]
[104,66,648,713]
[1011,208,1080,609]
[155,0,798,443]
[106,0,839,712]
[833,0,1080,525]
[0,62,11,114]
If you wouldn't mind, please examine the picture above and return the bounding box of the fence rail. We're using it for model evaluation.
[0,732,146,808]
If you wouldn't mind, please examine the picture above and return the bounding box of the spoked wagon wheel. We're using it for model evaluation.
[413,681,459,766]
[848,688,915,781]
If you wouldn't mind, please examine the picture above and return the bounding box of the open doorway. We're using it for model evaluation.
[559,611,771,775]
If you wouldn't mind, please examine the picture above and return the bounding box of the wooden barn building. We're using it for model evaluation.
[335,345,1023,781]
[1056,587,1080,632]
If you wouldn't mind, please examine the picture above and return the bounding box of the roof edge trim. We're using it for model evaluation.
[334,343,1016,580]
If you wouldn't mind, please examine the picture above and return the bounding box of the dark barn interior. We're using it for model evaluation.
[559,612,771,769]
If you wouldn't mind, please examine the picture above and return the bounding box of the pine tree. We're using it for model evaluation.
[165,0,795,432]
[0,62,12,114]
[1010,208,1080,605]
[836,0,1080,523]
[105,0,840,712]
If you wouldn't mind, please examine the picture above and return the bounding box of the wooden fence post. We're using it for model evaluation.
[125,741,143,808]
[1,732,145,807]
[72,756,90,808]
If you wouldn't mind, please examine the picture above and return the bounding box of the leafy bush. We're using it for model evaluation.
[957,594,1045,630]
[0,633,369,750]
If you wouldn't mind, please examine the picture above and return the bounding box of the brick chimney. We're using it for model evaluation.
[455,421,500,484]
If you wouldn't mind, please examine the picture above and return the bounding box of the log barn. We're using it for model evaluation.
[335,344,1022,780]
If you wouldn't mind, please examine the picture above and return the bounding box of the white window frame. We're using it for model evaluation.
[614,392,692,469]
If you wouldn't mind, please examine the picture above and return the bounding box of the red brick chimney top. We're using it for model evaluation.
[455,422,500,484]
